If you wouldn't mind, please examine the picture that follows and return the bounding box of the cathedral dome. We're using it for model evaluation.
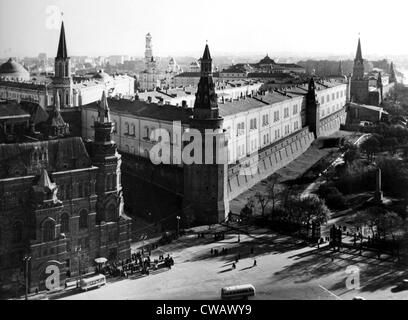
[0,58,30,81]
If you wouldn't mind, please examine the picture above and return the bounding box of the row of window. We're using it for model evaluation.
[320,90,346,105]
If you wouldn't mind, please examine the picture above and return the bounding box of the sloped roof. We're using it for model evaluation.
[0,137,92,179]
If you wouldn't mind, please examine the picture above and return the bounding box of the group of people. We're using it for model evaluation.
[99,251,174,278]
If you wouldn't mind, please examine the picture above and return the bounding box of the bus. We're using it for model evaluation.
[221,284,255,300]
[79,274,106,291]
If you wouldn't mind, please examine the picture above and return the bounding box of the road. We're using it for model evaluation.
[61,229,408,300]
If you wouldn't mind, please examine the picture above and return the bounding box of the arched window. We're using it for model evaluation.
[125,123,129,135]
[107,204,117,222]
[12,222,23,243]
[131,124,135,135]
[43,219,55,242]
[60,213,70,234]
[79,209,88,229]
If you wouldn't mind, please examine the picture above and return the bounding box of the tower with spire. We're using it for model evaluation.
[306,77,321,138]
[91,91,131,259]
[183,43,229,225]
[52,20,73,108]
[92,92,124,222]
[144,33,156,73]
[350,37,369,104]
[43,93,70,138]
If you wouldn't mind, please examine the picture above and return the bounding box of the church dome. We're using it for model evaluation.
[94,69,112,83]
[0,58,30,81]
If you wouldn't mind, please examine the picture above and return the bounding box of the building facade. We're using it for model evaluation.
[0,93,131,296]
[82,45,348,225]
[0,22,135,109]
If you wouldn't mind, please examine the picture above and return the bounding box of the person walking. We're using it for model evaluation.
[253,260,257,267]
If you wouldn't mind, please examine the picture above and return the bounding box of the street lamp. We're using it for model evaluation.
[75,246,82,287]
[176,216,181,238]
[23,255,31,300]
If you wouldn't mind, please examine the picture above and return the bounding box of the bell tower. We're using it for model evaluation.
[183,43,229,225]
[52,21,73,108]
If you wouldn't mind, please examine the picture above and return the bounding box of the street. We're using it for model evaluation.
[61,229,408,300]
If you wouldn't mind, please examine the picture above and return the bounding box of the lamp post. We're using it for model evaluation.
[23,255,31,300]
[75,246,81,287]
[176,216,180,238]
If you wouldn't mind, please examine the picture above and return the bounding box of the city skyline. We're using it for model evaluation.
[0,0,407,59]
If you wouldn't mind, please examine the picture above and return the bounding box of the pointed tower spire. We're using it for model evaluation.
[193,43,219,117]
[98,91,111,123]
[57,21,68,59]
[44,91,70,137]
[55,91,61,111]
[352,37,365,80]
[200,43,213,75]
[355,38,362,61]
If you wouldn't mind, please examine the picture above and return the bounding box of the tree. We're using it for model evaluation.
[255,192,270,217]
[297,196,330,230]
[383,137,399,154]
[360,136,381,162]
[240,197,254,220]
[343,145,360,164]
[266,173,281,216]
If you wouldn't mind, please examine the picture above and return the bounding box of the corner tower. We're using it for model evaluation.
[52,21,73,108]
[183,43,229,225]
[306,77,320,138]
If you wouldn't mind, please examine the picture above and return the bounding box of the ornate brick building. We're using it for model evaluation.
[0,92,131,296]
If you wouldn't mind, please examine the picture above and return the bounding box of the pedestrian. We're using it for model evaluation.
[232,263,236,269]
[210,248,213,255]
[253,260,257,267]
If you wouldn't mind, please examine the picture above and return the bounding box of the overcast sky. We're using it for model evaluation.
[0,0,406,59]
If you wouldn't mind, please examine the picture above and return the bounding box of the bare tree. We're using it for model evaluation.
[255,192,270,217]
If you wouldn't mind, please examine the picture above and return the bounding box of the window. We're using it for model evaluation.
[144,126,150,140]
[284,125,290,135]
[321,96,325,104]
[275,129,280,140]
[12,222,23,243]
[293,104,298,115]
[43,220,55,242]
[61,213,70,234]
[262,114,269,126]
[125,122,129,135]
[236,122,245,136]
[284,108,289,118]
[79,209,88,229]
[332,93,335,100]
[273,111,280,122]
[131,124,135,136]
[250,118,257,130]
[113,121,117,134]
[336,92,339,99]
[326,94,330,102]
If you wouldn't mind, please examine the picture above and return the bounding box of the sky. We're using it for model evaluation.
[0,0,407,59]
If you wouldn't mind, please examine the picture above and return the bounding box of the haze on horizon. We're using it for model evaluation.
[0,0,406,60]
